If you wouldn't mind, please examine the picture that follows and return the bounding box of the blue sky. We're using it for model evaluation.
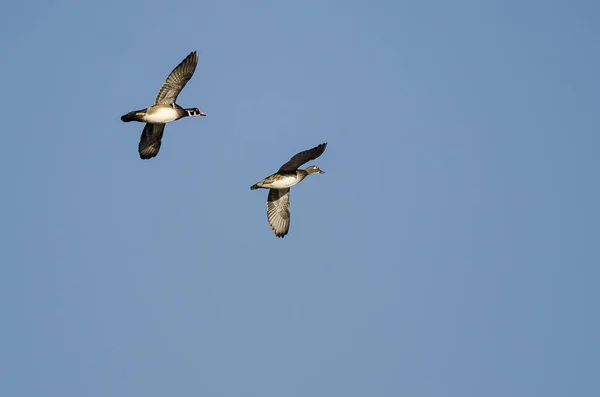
[1,0,598,396]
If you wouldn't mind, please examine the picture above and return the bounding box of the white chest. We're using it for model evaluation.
[144,106,179,123]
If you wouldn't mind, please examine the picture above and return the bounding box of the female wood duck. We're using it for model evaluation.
[121,51,206,159]
[251,143,327,238]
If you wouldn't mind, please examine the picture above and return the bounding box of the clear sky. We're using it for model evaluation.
[1,0,598,396]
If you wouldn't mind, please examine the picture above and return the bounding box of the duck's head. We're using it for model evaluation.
[306,165,325,175]
[186,108,207,117]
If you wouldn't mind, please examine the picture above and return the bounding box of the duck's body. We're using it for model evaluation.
[121,51,206,159]
[251,170,309,190]
[251,143,327,238]
[121,104,205,124]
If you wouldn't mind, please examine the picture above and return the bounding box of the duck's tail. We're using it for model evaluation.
[250,184,260,190]
[121,110,145,122]
[121,112,137,122]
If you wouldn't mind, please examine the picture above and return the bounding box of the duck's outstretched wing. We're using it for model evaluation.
[278,142,327,172]
[138,123,165,159]
[155,51,198,105]
[267,188,291,238]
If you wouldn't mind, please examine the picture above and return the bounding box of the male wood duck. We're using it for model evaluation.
[251,143,327,238]
[121,51,206,159]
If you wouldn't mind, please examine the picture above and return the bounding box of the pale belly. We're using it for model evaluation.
[263,175,300,189]
[144,107,179,123]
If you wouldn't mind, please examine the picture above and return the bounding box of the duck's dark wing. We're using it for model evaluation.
[267,188,291,238]
[138,123,165,160]
[278,142,327,172]
[155,51,198,105]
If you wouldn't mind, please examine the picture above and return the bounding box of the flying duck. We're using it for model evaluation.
[251,143,327,238]
[121,51,206,159]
